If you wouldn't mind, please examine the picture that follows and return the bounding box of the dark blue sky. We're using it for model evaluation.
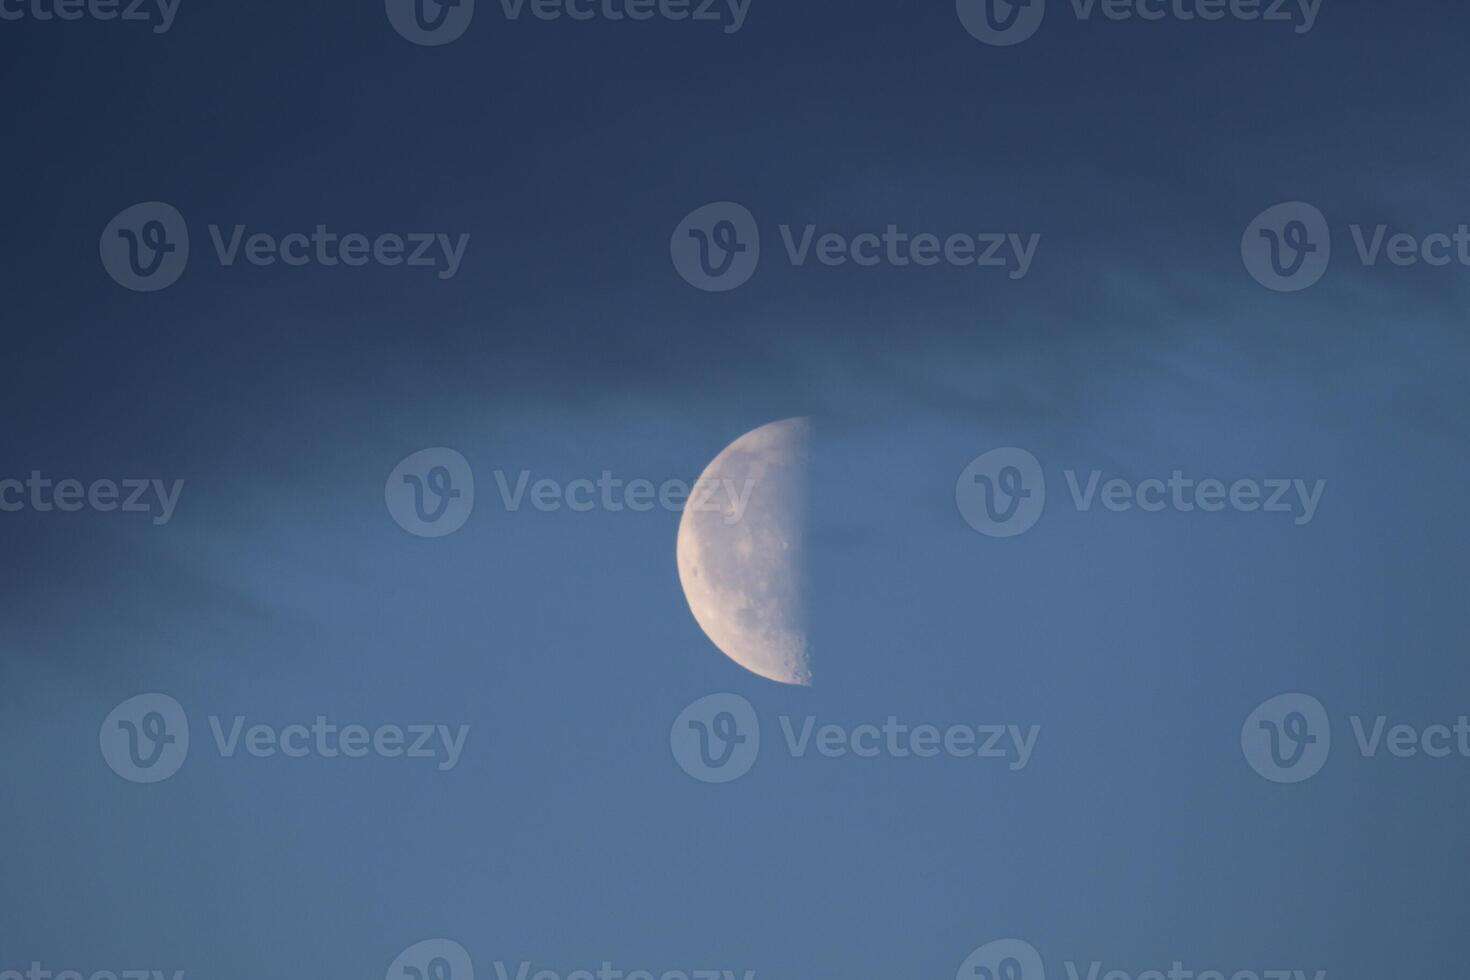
[3,2,1470,978]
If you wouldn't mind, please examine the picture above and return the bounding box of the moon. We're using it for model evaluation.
[676,417,813,686]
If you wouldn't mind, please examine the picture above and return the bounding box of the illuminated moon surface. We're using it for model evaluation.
[676,417,812,686]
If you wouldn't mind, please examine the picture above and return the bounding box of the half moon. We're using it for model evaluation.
[676,417,812,686]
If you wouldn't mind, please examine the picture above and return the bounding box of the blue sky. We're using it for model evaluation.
[3,1,1470,978]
